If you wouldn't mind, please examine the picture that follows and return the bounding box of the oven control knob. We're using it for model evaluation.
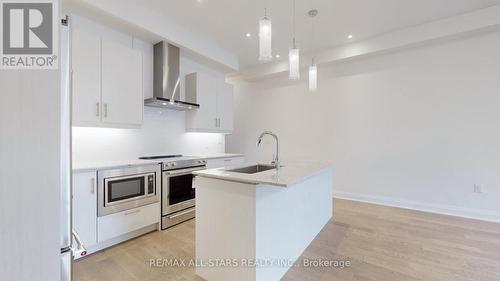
[172,162,177,167]
[167,163,173,167]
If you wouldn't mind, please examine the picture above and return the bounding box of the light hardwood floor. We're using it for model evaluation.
[73,199,500,281]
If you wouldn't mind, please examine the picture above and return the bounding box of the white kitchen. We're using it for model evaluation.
[2,0,500,281]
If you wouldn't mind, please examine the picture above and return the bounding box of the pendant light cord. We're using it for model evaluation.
[311,11,314,64]
[292,0,296,48]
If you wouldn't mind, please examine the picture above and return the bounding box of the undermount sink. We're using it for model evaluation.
[227,164,277,174]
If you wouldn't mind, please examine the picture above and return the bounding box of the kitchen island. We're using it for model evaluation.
[193,162,333,281]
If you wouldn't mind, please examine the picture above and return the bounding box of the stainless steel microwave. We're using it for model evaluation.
[98,165,161,217]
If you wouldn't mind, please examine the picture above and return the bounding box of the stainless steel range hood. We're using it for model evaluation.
[144,42,200,110]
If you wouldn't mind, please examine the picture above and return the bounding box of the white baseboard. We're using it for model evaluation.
[333,191,500,223]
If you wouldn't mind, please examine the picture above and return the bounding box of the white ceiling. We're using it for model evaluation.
[142,0,500,69]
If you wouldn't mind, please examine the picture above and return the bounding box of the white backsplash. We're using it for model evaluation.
[72,107,225,163]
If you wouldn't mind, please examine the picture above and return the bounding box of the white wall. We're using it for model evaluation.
[71,15,226,163]
[227,31,500,222]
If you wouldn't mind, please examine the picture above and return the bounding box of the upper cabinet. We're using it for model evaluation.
[72,29,143,128]
[101,40,143,126]
[216,82,234,132]
[186,72,234,134]
[72,29,101,125]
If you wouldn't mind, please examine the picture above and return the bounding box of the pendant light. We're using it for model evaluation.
[258,8,272,62]
[309,60,317,91]
[289,0,300,80]
[308,9,318,91]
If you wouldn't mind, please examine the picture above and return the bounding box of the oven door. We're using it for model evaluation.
[162,166,205,216]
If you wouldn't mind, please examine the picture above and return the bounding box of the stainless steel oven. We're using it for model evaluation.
[98,165,161,217]
[161,159,206,229]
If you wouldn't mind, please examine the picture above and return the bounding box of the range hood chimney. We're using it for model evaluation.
[144,42,200,110]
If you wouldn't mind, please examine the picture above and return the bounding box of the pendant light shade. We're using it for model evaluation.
[308,9,318,91]
[289,46,300,80]
[288,0,299,80]
[258,12,272,62]
[309,62,317,91]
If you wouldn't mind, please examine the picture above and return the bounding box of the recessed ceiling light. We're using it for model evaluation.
[245,33,251,38]
[348,34,353,39]
[275,54,280,58]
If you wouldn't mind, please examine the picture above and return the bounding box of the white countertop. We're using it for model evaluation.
[72,153,244,172]
[193,162,333,187]
[72,159,161,172]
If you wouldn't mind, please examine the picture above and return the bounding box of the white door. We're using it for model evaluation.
[72,172,97,250]
[216,81,234,132]
[1,40,61,281]
[194,72,218,130]
[101,39,143,126]
[72,29,101,125]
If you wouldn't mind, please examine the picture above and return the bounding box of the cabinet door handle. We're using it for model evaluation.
[90,178,95,194]
[95,103,100,117]
[215,118,217,128]
[103,103,108,118]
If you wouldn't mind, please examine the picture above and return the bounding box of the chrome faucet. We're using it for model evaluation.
[257,131,280,171]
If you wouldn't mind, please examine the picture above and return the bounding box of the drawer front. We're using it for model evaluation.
[206,157,245,169]
[162,207,195,229]
[97,203,160,243]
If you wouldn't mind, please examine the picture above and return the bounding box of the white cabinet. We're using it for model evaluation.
[97,203,160,243]
[72,29,101,125]
[186,72,234,133]
[206,156,245,169]
[101,39,143,126]
[216,82,234,132]
[72,171,97,252]
[73,172,159,254]
[72,29,143,128]
[186,72,217,131]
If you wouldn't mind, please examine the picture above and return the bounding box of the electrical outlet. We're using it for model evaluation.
[473,184,484,194]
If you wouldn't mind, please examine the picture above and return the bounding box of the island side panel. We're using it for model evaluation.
[255,169,333,281]
[195,177,257,281]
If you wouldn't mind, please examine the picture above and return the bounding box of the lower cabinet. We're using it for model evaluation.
[73,170,160,258]
[206,156,245,169]
[97,203,160,243]
[72,171,98,251]
[71,157,242,257]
